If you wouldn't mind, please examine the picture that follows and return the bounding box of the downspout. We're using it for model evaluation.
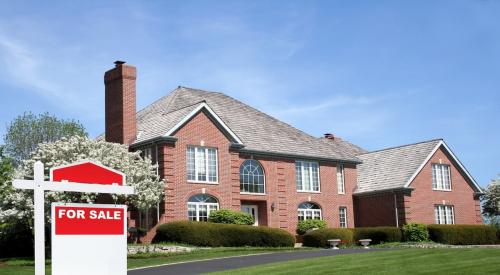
[155,143,160,223]
[393,192,399,227]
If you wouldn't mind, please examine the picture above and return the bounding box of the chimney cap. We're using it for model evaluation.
[324,133,335,140]
[114,60,126,66]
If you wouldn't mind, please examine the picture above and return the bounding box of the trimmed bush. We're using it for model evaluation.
[353,227,402,244]
[208,209,254,225]
[0,221,34,258]
[152,221,294,247]
[302,228,353,248]
[402,223,429,242]
[296,220,327,235]
[428,225,497,245]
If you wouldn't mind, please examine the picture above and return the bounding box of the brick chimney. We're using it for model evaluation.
[104,61,137,145]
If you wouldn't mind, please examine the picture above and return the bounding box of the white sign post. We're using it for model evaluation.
[12,160,134,275]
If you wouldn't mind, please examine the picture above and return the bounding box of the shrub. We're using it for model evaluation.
[0,221,34,258]
[427,225,497,245]
[208,209,254,225]
[296,220,327,235]
[302,228,353,248]
[152,221,294,247]
[353,227,402,244]
[402,223,429,242]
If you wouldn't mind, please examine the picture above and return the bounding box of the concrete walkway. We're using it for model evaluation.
[128,248,388,275]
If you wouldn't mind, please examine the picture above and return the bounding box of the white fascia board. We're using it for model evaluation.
[164,102,243,144]
[404,140,482,192]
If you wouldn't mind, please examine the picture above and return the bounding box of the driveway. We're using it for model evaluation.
[128,248,388,275]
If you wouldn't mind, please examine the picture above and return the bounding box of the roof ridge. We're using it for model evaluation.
[361,138,443,155]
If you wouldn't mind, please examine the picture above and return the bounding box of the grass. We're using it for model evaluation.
[209,248,500,275]
[0,247,305,275]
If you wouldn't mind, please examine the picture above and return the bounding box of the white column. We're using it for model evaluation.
[34,161,45,275]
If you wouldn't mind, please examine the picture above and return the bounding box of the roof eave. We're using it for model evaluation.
[239,149,361,164]
[129,136,178,148]
[353,187,414,197]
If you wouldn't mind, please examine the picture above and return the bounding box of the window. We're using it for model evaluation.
[435,205,454,224]
[432,164,451,190]
[187,146,218,183]
[140,147,152,160]
[240,160,265,194]
[298,202,322,221]
[337,164,345,194]
[296,161,320,192]
[187,194,219,222]
[339,207,348,228]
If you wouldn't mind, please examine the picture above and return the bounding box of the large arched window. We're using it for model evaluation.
[298,202,322,221]
[240,160,265,194]
[187,194,219,222]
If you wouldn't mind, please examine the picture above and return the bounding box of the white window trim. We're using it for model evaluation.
[188,201,219,222]
[296,160,321,192]
[298,209,322,221]
[339,206,348,228]
[187,146,219,184]
[337,164,345,195]
[239,160,266,194]
[434,205,455,225]
[432,163,452,191]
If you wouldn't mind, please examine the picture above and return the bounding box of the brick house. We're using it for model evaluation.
[102,61,483,239]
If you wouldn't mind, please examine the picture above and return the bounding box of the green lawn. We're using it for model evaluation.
[210,248,500,275]
[0,247,303,275]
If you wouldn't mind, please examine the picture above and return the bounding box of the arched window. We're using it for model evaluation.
[187,194,219,222]
[298,202,322,221]
[240,160,265,194]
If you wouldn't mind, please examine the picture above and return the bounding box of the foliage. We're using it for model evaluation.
[353,227,402,244]
[402,223,429,242]
[152,221,295,247]
[0,146,14,203]
[3,112,87,164]
[482,176,500,221]
[0,221,34,258]
[302,228,353,247]
[0,136,164,223]
[296,219,327,235]
[427,225,498,245]
[208,209,254,225]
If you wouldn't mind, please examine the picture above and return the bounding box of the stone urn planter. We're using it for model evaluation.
[327,239,341,249]
[359,239,372,249]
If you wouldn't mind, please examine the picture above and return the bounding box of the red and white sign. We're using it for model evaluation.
[51,161,125,186]
[51,203,127,275]
[54,205,125,235]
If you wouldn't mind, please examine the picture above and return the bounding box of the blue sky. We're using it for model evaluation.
[0,1,498,186]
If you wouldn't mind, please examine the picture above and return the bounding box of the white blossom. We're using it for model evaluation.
[0,136,164,222]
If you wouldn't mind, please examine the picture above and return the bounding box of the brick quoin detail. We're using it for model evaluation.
[142,110,357,239]
[354,146,482,227]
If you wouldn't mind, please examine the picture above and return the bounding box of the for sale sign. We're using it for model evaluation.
[51,203,127,275]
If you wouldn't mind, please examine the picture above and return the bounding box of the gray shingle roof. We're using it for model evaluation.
[355,139,442,194]
[133,86,361,162]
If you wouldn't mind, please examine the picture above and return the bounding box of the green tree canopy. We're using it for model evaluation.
[3,112,87,164]
[482,175,500,226]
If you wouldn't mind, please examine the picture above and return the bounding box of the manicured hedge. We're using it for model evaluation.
[152,221,295,247]
[353,227,402,244]
[208,209,254,225]
[427,225,497,245]
[296,219,327,235]
[302,228,353,247]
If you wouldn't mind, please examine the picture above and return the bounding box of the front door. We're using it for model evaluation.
[241,204,259,226]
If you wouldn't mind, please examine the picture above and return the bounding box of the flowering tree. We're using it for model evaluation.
[0,136,164,223]
[482,175,500,226]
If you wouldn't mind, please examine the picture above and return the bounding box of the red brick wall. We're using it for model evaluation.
[104,63,137,145]
[152,109,356,237]
[354,145,482,227]
[404,146,482,225]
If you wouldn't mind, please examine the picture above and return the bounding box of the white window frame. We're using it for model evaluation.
[297,203,322,221]
[188,202,219,222]
[432,163,451,191]
[434,205,455,224]
[240,159,266,195]
[339,206,348,228]
[296,160,321,193]
[337,164,345,194]
[187,146,218,184]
